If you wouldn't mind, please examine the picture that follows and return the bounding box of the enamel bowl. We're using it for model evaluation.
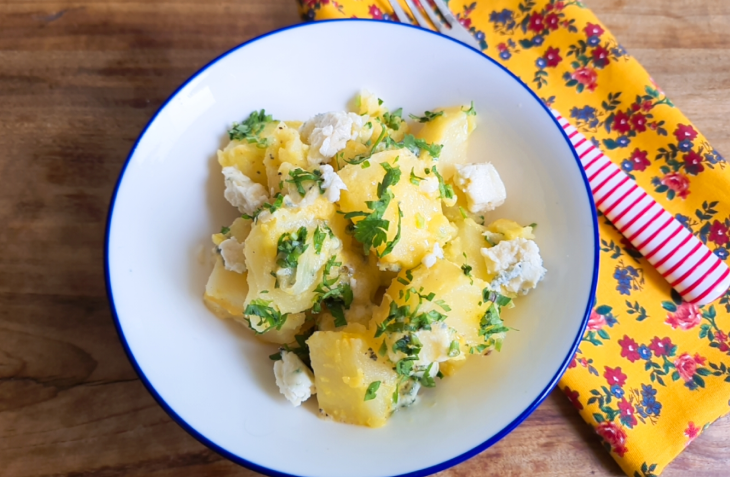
[106,19,598,477]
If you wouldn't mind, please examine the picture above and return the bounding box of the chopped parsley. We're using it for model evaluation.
[431,166,455,200]
[529,222,538,229]
[476,289,513,352]
[276,226,309,271]
[345,163,402,258]
[220,226,230,235]
[312,256,354,328]
[409,168,425,185]
[461,252,473,284]
[383,108,404,131]
[364,381,381,401]
[409,110,444,123]
[420,363,436,387]
[286,168,324,196]
[378,340,388,357]
[448,340,461,358]
[395,357,416,376]
[269,329,314,365]
[385,134,442,159]
[462,101,477,116]
[312,224,332,255]
[244,299,288,334]
[228,109,274,148]
[392,333,422,357]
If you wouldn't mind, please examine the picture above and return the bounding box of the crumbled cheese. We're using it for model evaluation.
[218,237,246,273]
[480,238,546,296]
[454,163,506,213]
[421,242,444,269]
[299,111,363,164]
[222,166,268,215]
[319,164,348,202]
[386,322,455,368]
[283,186,319,209]
[419,176,439,194]
[396,379,420,409]
[273,350,316,407]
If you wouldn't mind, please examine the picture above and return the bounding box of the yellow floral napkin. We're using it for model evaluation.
[297,1,730,475]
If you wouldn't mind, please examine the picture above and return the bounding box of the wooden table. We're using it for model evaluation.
[1,0,728,475]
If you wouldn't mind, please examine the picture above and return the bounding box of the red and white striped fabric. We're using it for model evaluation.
[554,112,730,306]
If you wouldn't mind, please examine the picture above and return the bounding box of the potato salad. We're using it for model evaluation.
[204,92,547,427]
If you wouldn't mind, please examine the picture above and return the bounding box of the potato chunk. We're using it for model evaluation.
[338,149,456,272]
[374,258,490,348]
[308,331,398,427]
[443,218,491,282]
[415,106,476,180]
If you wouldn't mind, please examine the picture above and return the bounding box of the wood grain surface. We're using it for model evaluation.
[1,0,728,475]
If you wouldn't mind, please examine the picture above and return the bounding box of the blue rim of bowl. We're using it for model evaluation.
[105,18,599,477]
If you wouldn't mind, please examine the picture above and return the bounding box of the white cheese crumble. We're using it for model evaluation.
[386,323,456,368]
[419,176,439,194]
[273,350,316,407]
[454,163,507,213]
[222,166,269,215]
[421,242,444,269]
[319,164,348,202]
[299,111,363,164]
[218,237,246,274]
[480,238,546,296]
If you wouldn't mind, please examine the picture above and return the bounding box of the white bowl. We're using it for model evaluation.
[106,19,598,477]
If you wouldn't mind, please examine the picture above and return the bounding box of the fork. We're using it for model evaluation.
[387,0,481,50]
[386,0,730,305]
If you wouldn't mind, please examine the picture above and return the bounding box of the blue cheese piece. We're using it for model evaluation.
[421,242,444,269]
[319,164,348,202]
[480,238,546,296]
[222,166,269,215]
[299,111,365,164]
[273,350,316,407]
[218,237,246,273]
[454,163,507,213]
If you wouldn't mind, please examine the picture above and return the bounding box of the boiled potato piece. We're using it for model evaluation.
[416,106,476,180]
[308,331,398,428]
[217,140,269,187]
[486,218,535,241]
[338,149,456,272]
[263,122,310,192]
[443,218,491,282]
[204,255,249,319]
[375,259,489,348]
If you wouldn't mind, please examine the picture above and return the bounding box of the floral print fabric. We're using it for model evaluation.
[297,1,730,475]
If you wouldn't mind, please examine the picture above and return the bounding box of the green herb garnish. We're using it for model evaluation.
[286,168,324,196]
[409,110,444,123]
[383,108,404,131]
[364,381,381,401]
[228,109,274,148]
[431,166,455,200]
[462,101,477,116]
[244,299,288,334]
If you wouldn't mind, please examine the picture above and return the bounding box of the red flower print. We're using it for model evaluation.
[665,302,702,330]
[660,172,690,199]
[555,1,565,10]
[459,17,472,28]
[613,111,631,134]
[708,220,729,246]
[564,386,583,410]
[571,67,598,91]
[649,336,674,357]
[497,42,508,52]
[529,13,545,33]
[618,398,638,427]
[368,4,383,19]
[674,124,698,142]
[619,335,641,362]
[630,113,647,133]
[684,421,701,447]
[714,330,729,352]
[596,422,628,457]
[585,23,605,37]
[629,148,650,171]
[587,310,606,331]
[604,366,627,387]
[641,101,653,112]
[544,47,562,67]
[674,352,699,382]
[694,353,707,366]
[592,46,610,67]
[568,355,578,368]
[545,13,560,30]
[684,150,705,175]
